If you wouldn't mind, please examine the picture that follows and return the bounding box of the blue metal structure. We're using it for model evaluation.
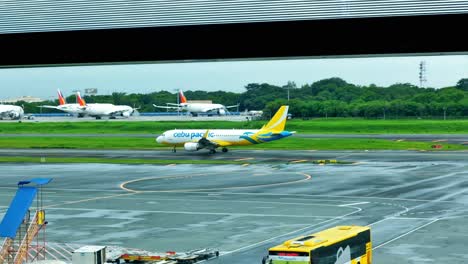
[0,178,52,238]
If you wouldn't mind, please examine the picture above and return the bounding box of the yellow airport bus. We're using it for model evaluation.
[263,225,371,264]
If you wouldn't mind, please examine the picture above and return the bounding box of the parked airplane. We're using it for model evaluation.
[76,92,139,119]
[39,89,85,116]
[0,104,24,120]
[153,90,238,116]
[156,105,294,153]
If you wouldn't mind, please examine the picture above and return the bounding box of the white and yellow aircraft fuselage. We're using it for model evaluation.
[156,106,294,153]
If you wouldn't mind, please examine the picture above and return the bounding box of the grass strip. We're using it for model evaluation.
[1,118,468,134]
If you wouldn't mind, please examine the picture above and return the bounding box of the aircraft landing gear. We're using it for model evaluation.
[222,147,228,153]
[95,116,102,120]
[209,149,216,154]
[172,146,177,153]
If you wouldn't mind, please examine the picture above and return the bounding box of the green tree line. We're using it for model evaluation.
[14,77,468,118]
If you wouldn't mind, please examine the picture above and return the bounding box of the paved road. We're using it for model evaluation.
[0,151,467,263]
[1,149,468,163]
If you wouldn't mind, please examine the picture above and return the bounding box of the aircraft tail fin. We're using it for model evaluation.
[76,92,86,106]
[203,129,210,139]
[179,90,187,104]
[261,106,289,132]
[57,89,66,105]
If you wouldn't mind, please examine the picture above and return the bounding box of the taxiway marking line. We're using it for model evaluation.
[47,243,72,261]
[216,206,363,258]
[120,172,312,193]
[339,202,370,207]
[373,218,440,250]
[121,190,461,204]
[44,192,138,208]
[234,157,254,161]
[390,217,439,220]
[47,207,336,218]
[53,243,73,256]
[119,172,219,192]
[432,139,447,142]
[334,153,354,159]
[290,159,308,163]
[47,196,349,207]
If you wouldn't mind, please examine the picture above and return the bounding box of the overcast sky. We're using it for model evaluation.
[1,54,468,100]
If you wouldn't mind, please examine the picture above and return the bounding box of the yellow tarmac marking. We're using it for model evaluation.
[166,163,177,166]
[120,173,312,193]
[396,139,405,142]
[432,139,447,142]
[290,159,308,163]
[119,173,216,193]
[235,157,255,161]
[242,163,250,167]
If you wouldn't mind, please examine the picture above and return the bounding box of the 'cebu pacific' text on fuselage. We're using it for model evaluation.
[172,131,215,139]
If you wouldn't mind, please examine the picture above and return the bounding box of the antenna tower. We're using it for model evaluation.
[419,61,427,88]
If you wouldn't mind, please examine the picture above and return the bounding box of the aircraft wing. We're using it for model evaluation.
[153,104,181,110]
[209,139,232,147]
[38,105,59,109]
[225,104,239,109]
[196,138,232,149]
[195,130,232,149]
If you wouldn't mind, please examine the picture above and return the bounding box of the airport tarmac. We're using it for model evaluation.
[1,133,467,146]
[0,151,467,263]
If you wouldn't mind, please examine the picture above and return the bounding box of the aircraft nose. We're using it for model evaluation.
[156,136,163,143]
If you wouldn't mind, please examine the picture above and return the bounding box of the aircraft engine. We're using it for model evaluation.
[184,142,200,151]
[122,111,131,117]
[9,112,20,120]
[218,109,226,115]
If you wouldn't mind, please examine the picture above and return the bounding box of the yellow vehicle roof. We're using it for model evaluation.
[269,226,370,253]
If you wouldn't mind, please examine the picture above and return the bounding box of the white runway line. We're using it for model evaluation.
[53,243,73,255]
[45,192,138,208]
[234,157,254,161]
[43,194,357,208]
[339,202,370,207]
[47,243,72,261]
[47,207,340,218]
[390,216,439,220]
[373,218,440,250]
[212,206,363,258]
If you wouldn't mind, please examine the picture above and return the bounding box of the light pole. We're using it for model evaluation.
[284,81,296,102]
[173,89,180,117]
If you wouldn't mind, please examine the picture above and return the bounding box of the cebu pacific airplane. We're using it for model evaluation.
[156,105,294,153]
